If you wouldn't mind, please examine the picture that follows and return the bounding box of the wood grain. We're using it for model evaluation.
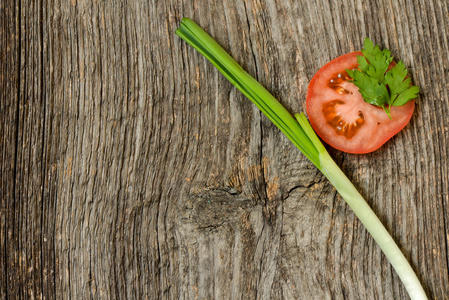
[1,0,448,299]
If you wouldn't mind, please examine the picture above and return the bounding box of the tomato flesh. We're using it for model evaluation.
[306,51,415,154]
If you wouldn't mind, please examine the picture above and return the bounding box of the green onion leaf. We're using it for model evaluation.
[176,18,320,168]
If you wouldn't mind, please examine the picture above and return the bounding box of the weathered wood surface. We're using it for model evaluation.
[1,0,448,299]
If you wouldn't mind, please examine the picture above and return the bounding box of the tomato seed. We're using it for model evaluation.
[322,100,365,139]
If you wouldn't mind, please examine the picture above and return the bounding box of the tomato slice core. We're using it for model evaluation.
[306,52,415,154]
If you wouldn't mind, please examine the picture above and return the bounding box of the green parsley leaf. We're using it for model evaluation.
[384,61,420,106]
[359,38,393,82]
[346,38,419,119]
[393,85,420,107]
[346,68,389,107]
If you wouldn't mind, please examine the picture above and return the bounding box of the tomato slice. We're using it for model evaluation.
[306,51,415,154]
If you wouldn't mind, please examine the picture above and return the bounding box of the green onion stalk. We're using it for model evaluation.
[175,18,427,300]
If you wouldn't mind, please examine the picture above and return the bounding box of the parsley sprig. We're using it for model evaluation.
[346,38,420,119]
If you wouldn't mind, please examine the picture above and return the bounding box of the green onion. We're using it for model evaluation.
[176,17,427,300]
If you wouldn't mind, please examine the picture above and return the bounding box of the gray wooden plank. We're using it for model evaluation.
[1,0,448,299]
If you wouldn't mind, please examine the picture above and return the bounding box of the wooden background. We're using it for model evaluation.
[1,0,448,299]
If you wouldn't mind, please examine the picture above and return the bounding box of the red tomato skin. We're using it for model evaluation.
[306,51,415,154]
